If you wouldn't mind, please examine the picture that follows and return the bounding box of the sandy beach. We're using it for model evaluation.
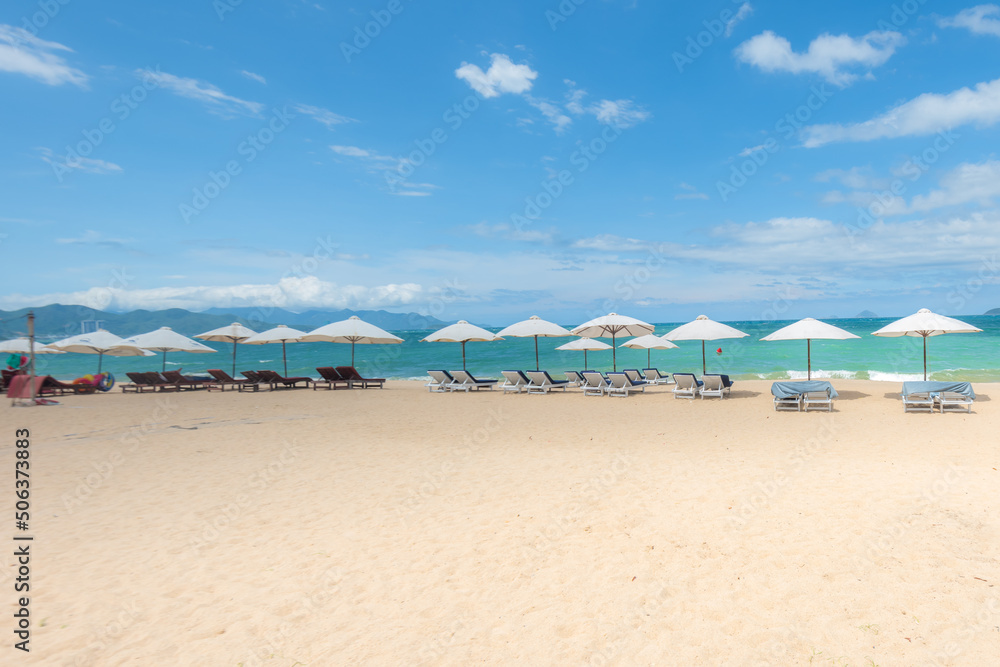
[3,379,998,665]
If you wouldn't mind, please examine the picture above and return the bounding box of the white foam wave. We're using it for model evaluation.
[867,371,925,382]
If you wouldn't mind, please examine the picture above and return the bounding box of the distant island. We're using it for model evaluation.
[0,304,450,340]
[985,308,1000,316]
[855,310,879,318]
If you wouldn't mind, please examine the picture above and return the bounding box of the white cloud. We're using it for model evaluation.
[240,70,266,84]
[468,221,555,243]
[815,167,883,190]
[588,99,650,128]
[137,69,263,117]
[0,24,87,87]
[675,182,709,200]
[55,230,133,246]
[572,235,661,252]
[801,77,1000,147]
[909,160,1000,211]
[526,97,572,133]
[938,4,1000,37]
[295,103,354,129]
[725,3,753,38]
[734,29,905,86]
[455,53,537,98]
[37,147,122,176]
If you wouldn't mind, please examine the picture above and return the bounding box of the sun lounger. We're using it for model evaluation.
[122,372,155,393]
[239,370,270,391]
[938,391,973,413]
[580,370,609,397]
[335,366,385,389]
[642,368,671,385]
[902,392,933,413]
[771,381,838,412]
[672,373,703,399]
[499,370,529,393]
[526,370,570,394]
[313,367,350,390]
[427,370,457,392]
[207,368,258,392]
[900,381,975,414]
[700,374,733,399]
[162,370,212,390]
[607,372,647,397]
[564,371,585,388]
[450,369,498,391]
[256,369,311,389]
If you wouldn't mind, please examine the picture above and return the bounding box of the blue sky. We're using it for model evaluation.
[3,0,1000,326]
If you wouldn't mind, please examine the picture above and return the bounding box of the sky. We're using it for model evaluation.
[2,0,1000,326]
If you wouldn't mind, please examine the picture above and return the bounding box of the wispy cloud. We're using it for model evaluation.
[295,103,354,129]
[801,77,1000,146]
[55,229,133,247]
[137,69,263,117]
[240,69,266,84]
[725,3,753,38]
[735,29,904,86]
[675,182,709,200]
[0,24,87,87]
[938,4,1000,37]
[37,147,122,176]
[468,221,556,243]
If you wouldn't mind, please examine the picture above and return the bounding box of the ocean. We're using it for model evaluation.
[24,316,1000,385]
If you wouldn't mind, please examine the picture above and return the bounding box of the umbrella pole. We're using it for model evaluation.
[462,341,467,370]
[923,336,927,381]
[584,350,588,371]
[28,311,36,403]
[282,340,288,377]
[98,350,103,374]
[162,350,167,372]
[232,340,237,376]
[352,341,356,368]
[535,336,539,371]
[807,339,811,381]
[647,349,651,368]
[612,333,617,371]
[701,341,706,376]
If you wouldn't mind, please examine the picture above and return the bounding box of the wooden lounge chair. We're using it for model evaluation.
[257,369,310,389]
[526,370,570,394]
[314,367,350,390]
[240,370,269,391]
[206,369,256,392]
[162,370,212,390]
[122,372,166,393]
[500,370,530,394]
[335,366,385,389]
[450,370,498,391]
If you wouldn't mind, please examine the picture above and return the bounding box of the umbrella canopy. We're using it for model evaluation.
[301,316,403,368]
[196,323,257,375]
[663,315,749,375]
[114,327,216,371]
[0,338,64,355]
[555,337,612,371]
[496,315,572,370]
[241,325,308,376]
[571,313,654,371]
[761,318,860,380]
[421,320,501,370]
[872,308,982,380]
[48,329,153,373]
[618,334,679,368]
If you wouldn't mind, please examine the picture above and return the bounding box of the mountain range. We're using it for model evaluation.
[0,304,449,341]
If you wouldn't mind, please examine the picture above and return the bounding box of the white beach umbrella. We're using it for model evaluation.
[241,325,308,377]
[618,334,679,368]
[0,338,64,355]
[48,329,153,373]
[114,327,216,371]
[496,315,572,370]
[555,337,612,370]
[196,322,257,375]
[761,318,860,380]
[421,320,501,370]
[301,316,404,368]
[571,313,654,371]
[872,308,982,380]
[663,315,749,375]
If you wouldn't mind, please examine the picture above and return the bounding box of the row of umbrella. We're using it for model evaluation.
[1,308,981,381]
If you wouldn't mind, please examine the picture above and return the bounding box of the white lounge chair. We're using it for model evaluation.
[607,372,646,397]
[803,390,833,412]
[450,370,498,392]
[564,371,585,388]
[526,370,570,394]
[643,368,671,385]
[426,370,456,392]
[501,370,530,394]
[672,373,702,399]
[700,375,726,400]
[623,369,644,384]
[580,371,608,397]
[938,391,973,413]
[774,394,802,411]
[902,391,934,413]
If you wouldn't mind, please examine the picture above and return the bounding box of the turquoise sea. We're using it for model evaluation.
[25,316,1000,385]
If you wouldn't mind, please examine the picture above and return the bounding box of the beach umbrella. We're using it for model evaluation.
[241,325,307,377]
[48,329,153,373]
[663,315,749,375]
[496,315,572,370]
[872,308,982,380]
[300,316,403,368]
[114,327,216,371]
[196,323,257,375]
[0,338,64,355]
[761,318,860,380]
[618,334,679,368]
[572,313,654,371]
[555,337,612,370]
[421,320,501,370]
